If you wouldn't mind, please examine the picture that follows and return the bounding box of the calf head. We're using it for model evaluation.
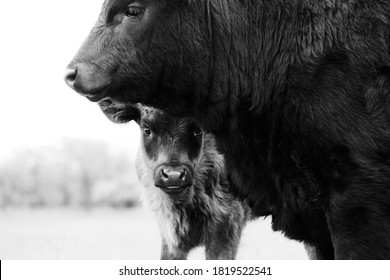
[65,0,214,118]
[137,106,204,196]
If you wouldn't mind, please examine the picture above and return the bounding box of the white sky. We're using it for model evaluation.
[0,0,140,160]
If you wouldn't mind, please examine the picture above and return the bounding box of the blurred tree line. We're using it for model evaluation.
[0,139,141,208]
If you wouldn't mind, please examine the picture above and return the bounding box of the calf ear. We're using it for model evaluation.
[120,103,141,124]
[98,98,140,124]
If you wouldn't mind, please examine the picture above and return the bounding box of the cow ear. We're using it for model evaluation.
[98,99,141,124]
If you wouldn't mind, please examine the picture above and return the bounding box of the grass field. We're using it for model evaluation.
[0,207,308,260]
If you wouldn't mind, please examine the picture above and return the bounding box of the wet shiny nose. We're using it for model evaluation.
[154,165,193,192]
[161,168,187,182]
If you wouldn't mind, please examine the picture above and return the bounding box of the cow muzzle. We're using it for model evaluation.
[64,63,110,102]
[154,165,193,194]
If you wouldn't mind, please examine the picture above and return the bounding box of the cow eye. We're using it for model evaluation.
[193,127,202,137]
[143,127,151,136]
[125,5,144,18]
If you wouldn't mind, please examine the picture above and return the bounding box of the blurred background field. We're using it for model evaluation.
[0,0,307,260]
[0,208,308,260]
[0,140,307,260]
[0,139,140,209]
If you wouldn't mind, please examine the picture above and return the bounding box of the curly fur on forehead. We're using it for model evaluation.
[139,105,198,131]
[139,105,167,121]
[138,106,170,130]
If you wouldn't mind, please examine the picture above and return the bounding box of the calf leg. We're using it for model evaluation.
[205,240,240,260]
[205,217,245,260]
[160,240,189,260]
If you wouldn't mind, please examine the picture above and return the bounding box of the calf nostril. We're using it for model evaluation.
[161,169,169,179]
[179,169,186,181]
[64,68,77,87]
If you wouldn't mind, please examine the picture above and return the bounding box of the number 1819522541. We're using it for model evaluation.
[212,266,272,276]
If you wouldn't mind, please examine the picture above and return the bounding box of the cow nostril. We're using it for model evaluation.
[64,68,77,88]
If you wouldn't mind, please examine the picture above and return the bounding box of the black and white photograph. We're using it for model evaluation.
[1,0,390,268]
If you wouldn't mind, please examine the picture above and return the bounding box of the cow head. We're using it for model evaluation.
[65,0,215,119]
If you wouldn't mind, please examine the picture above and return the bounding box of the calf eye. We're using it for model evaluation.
[143,127,151,136]
[193,128,202,137]
[125,5,144,18]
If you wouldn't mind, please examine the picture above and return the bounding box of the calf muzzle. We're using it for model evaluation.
[154,165,193,194]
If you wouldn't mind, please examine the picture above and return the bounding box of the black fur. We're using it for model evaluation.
[66,0,390,259]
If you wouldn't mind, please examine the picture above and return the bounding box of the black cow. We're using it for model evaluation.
[132,105,249,260]
[65,0,390,259]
